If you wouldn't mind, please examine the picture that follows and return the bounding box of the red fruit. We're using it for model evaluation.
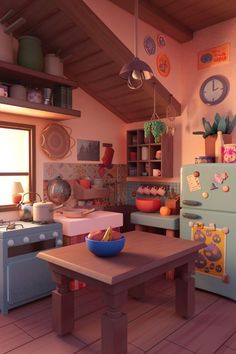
[88,230,104,241]
[112,231,121,240]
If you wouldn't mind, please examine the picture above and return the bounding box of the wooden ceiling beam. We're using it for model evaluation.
[109,0,193,43]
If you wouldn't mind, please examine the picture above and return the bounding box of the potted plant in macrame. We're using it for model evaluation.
[193,113,236,156]
[144,120,166,143]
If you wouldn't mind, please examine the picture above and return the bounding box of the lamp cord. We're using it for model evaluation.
[134,0,138,57]
[151,83,160,120]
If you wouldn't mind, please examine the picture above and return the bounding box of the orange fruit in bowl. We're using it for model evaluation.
[160,206,171,216]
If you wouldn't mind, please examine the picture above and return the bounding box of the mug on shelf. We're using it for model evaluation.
[27,88,43,103]
[10,84,26,100]
[0,84,8,97]
[152,169,161,177]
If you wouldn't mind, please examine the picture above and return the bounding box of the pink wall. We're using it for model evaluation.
[2,1,236,220]
[85,0,236,176]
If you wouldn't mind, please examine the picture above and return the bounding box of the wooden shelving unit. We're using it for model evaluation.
[0,60,80,121]
[127,129,173,179]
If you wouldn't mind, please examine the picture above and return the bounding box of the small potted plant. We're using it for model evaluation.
[144,120,166,143]
[193,113,236,156]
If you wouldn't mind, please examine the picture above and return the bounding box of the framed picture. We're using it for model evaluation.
[77,139,100,161]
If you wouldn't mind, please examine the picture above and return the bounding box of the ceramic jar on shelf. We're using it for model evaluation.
[17,36,44,71]
[44,53,63,76]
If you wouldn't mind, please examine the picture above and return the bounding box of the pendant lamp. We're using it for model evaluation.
[119,0,153,89]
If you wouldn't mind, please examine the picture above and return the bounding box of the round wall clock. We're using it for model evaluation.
[199,75,229,105]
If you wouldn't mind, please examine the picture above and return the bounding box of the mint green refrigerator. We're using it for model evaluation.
[180,163,236,300]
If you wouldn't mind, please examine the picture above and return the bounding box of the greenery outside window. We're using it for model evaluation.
[0,121,36,211]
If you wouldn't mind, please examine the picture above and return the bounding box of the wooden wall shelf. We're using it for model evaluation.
[0,96,81,121]
[127,129,173,179]
[0,60,80,120]
[0,60,78,89]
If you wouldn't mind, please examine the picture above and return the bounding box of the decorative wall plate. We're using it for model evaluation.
[40,123,75,159]
[144,35,156,55]
[157,34,166,48]
[156,53,170,77]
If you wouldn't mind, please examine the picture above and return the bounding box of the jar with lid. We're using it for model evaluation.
[17,36,44,71]
[44,53,63,76]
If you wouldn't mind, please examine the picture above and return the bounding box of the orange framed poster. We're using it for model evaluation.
[198,43,230,70]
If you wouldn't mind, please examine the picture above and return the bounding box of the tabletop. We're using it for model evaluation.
[37,231,203,285]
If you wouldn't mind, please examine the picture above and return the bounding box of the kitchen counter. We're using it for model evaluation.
[53,210,123,237]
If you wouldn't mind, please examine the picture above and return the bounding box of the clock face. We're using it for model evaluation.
[200,75,229,105]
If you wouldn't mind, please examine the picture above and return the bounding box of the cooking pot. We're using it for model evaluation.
[17,192,42,221]
[47,176,71,205]
[33,201,63,223]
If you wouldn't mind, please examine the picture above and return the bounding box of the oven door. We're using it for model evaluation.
[7,252,54,305]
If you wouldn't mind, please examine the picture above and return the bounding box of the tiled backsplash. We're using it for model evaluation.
[43,163,180,208]
[43,162,127,207]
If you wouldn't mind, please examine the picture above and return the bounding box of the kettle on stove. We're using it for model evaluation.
[17,192,42,221]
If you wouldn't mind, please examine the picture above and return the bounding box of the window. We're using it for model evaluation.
[0,121,36,211]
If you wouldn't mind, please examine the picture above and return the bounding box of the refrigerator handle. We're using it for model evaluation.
[182,212,201,220]
[182,200,201,206]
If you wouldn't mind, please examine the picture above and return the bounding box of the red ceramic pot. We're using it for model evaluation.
[135,198,161,212]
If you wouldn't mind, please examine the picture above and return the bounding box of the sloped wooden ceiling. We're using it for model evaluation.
[110,0,236,43]
[0,0,182,122]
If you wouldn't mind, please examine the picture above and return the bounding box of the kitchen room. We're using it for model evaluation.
[1,1,236,354]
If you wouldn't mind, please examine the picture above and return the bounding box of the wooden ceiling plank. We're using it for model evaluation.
[109,0,193,43]
[78,82,129,122]
[66,60,114,79]
[56,0,133,64]
[71,62,119,83]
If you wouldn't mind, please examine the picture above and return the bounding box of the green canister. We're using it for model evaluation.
[17,35,43,71]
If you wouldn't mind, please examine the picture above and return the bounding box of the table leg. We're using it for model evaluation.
[102,290,127,354]
[166,229,175,280]
[175,259,195,318]
[51,270,74,335]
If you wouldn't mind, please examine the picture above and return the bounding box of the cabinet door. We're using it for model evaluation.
[7,254,55,305]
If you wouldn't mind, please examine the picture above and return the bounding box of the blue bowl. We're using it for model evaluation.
[85,236,126,257]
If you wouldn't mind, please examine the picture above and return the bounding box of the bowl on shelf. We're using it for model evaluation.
[85,236,126,257]
[135,198,161,212]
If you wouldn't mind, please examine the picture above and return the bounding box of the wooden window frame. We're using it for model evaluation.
[0,121,36,212]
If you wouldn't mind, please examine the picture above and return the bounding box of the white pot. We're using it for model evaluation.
[0,24,13,63]
[33,202,63,223]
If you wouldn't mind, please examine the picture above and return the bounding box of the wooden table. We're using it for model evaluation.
[37,231,204,354]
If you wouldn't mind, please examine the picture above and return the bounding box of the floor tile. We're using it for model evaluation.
[75,339,144,353]
[146,339,194,353]
[0,324,32,353]
[168,298,236,354]
[7,332,86,354]
[15,307,52,338]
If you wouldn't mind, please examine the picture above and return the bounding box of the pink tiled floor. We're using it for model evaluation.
[1,277,236,354]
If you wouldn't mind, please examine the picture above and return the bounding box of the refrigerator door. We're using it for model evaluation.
[180,208,236,300]
[181,163,236,213]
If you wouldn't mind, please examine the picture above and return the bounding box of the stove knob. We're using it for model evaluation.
[39,233,46,241]
[23,237,30,244]
[56,239,63,246]
[52,231,59,238]
[8,239,14,247]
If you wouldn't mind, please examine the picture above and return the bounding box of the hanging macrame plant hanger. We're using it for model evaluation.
[144,83,166,143]
[166,94,176,136]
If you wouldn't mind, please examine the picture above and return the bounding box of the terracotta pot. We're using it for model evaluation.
[205,134,232,157]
